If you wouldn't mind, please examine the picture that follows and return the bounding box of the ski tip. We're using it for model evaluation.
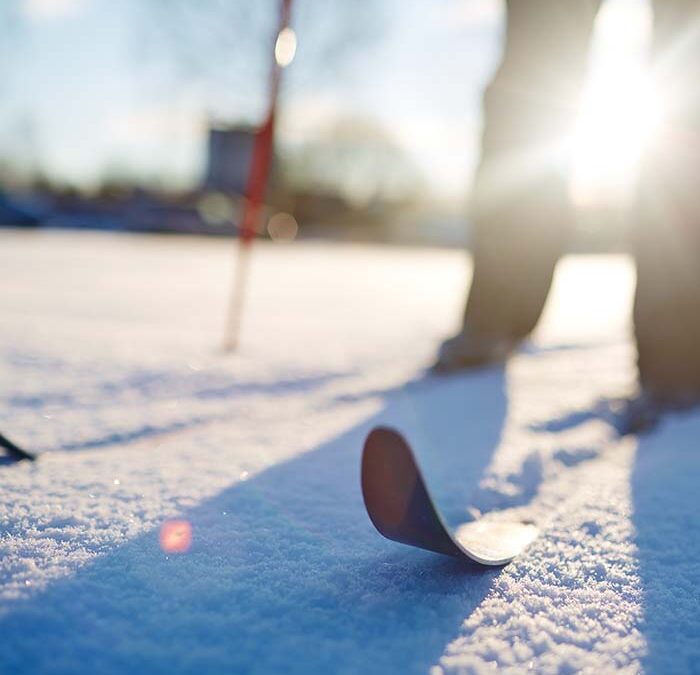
[361,427,418,507]
[361,426,416,535]
[361,426,462,558]
[361,426,538,566]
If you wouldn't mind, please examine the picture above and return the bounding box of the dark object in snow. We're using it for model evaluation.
[0,431,36,462]
[361,427,537,566]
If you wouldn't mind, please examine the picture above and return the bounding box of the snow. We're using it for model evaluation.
[0,229,698,673]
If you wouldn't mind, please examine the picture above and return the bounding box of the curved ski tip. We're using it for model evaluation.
[360,426,538,566]
[361,426,417,533]
[362,427,415,482]
[364,426,407,449]
[361,426,464,558]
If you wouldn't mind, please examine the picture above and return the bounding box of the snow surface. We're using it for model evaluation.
[0,229,698,674]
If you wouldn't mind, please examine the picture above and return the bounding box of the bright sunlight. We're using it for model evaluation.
[569,0,661,206]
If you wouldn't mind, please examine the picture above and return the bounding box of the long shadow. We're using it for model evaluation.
[7,369,351,411]
[631,415,700,672]
[47,367,345,454]
[2,344,351,458]
[0,368,508,674]
[55,414,222,453]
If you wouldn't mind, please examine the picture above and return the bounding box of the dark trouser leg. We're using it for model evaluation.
[634,1,700,399]
[463,0,600,342]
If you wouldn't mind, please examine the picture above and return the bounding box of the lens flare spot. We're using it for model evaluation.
[267,212,298,242]
[275,27,297,67]
[198,192,234,226]
[159,519,192,554]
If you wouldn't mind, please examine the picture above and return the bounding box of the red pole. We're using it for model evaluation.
[224,0,293,351]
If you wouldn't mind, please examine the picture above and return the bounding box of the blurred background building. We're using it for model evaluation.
[203,125,255,195]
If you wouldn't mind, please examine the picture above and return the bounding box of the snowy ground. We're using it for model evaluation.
[0,229,698,674]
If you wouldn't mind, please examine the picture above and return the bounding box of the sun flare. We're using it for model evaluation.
[570,70,662,205]
[569,0,660,206]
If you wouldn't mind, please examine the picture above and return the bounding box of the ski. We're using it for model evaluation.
[361,426,537,566]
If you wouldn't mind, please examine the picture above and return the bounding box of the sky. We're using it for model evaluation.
[1,0,652,203]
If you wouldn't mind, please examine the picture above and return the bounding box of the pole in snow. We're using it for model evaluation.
[223,0,295,352]
[0,431,35,462]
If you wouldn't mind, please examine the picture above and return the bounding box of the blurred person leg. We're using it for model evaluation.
[633,0,700,404]
[436,0,601,371]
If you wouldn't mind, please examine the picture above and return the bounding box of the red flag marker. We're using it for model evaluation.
[224,0,294,351]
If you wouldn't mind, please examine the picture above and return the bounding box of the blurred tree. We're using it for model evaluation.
[280,116,425,208]
[136,0,388,118]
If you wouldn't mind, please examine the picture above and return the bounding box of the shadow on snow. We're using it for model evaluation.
[0,368,509,674]
[632,415,700,672]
